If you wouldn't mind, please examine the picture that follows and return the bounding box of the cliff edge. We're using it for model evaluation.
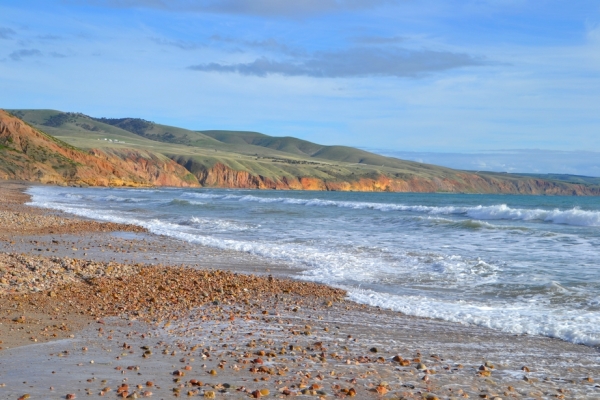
[0,110,199,187]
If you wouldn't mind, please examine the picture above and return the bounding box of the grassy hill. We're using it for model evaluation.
[0,110,197,187]
[9,109,454,179]
[6,109,600,195]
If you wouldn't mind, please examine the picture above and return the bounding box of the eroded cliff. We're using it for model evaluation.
[177,160,600,196]
[0,110,199,187]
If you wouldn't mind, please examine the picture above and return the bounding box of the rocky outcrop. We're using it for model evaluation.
[0,110,199,187]
[180,161,600,196]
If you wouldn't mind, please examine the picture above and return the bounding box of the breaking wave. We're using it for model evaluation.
[181,192,600,227]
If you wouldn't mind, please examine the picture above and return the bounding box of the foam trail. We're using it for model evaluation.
[346,289,600,346]
[182,193,600,227]
[25,186,600,347]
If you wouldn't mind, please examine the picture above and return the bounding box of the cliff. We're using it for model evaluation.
[4,108,600,195]
[175,160,600,196]
[0,110,199,187]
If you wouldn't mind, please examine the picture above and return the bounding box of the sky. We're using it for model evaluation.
[1,0,600,175]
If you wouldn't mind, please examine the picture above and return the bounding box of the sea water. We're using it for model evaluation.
[27,186,600,346]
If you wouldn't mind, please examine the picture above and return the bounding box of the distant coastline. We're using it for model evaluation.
[2,109,600,195]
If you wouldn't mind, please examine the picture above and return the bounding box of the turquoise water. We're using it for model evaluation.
[28,186,600,346]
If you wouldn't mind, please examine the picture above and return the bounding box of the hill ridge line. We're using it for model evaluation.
[3,109,600,195]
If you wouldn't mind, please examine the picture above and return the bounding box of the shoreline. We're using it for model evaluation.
[1,181,599,399]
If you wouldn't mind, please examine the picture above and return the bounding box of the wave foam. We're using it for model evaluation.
[346,288,600,346]
[170,199,206,206]
[180,192,600,227]
[80,194,148,203]
[187,216,257,231]
[25,186,600,347]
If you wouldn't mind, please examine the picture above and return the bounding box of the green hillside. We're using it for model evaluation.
[8,110,397,180]
[7,109,600,195]
[200,130,325,156]
[10,109,453,179]
[86,113,448,171]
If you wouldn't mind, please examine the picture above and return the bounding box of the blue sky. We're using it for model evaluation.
[1,1,600,174]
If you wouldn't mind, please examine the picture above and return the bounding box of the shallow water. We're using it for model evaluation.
[2,304,599,399]
[27,186,600,346]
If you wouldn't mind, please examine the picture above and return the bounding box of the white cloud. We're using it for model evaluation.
[189,47,483,78]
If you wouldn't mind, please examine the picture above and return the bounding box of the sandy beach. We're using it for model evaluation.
[1,181,599,400]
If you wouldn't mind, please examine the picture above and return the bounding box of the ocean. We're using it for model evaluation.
[27,186,600,347]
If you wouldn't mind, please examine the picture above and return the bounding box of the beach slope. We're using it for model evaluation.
[1,181,599,399]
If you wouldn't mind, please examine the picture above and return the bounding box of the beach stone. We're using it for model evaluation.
[375,385,388,394]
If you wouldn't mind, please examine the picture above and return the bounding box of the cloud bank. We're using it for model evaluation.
[9,49,42,61]
[6,49,68,61]
[188,47,482,78]
[0,27,16,40]
[75,0,393,16]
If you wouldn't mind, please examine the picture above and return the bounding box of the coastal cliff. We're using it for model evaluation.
[0,110,199,187]
[174,160,600,195]
[3,108,600,195]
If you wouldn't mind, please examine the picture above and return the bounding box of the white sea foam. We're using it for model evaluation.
[170,199,206,206]
[181,192,600,227]
[181,192,232,200]
[346,289,600,346]
[188,216,257,232]
[26,190,499,287]
[99,195,147,203]
[465,204,600,226]
[25,186,600,347]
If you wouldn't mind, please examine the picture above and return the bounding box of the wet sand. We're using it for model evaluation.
[1,181,599,399]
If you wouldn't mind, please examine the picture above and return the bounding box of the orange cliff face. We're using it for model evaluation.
[0,110,199,187]
[184,162,600,196]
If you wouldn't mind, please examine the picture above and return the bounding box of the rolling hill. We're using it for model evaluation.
[4,108,600,195]
[0,110,198,187]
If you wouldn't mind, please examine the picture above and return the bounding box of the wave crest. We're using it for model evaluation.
[180,192,600,227]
